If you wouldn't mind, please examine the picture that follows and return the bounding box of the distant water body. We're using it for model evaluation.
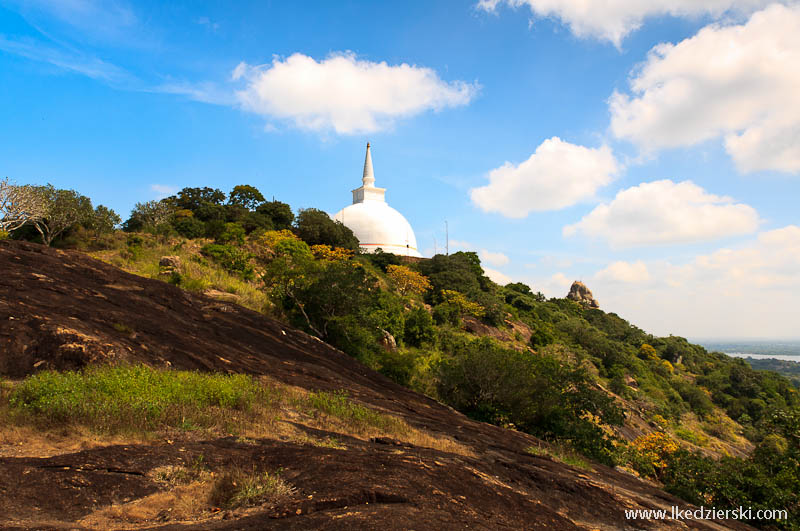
[694,340,800,363]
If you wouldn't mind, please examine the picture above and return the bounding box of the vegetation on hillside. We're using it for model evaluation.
[4,181,799,528]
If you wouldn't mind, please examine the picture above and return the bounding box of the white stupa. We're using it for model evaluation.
[333,143,422,257]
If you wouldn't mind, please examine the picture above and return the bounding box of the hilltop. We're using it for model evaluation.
[0,240,756,530]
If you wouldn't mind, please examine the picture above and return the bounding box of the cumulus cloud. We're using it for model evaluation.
[233,52,478,134]
[610,4,800,173]
[477,0,781,46]
[484,267,513,285]
[589,226,800,338]
[595,260,650,284]
[470,137,618,218]
[564,180,760,248]
[480,249,510,266]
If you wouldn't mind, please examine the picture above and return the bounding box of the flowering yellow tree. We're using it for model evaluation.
[631,432,679,478]
[440,289,484,318]
[386,264,431,295]
[311,244,355,262]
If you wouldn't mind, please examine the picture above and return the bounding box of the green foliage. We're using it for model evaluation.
[201,243,254,280]
[123,200,174,232]
[256,200,294,230]
[86,205,120,238]
[404,307,436,347]
[0,230,9,241]
[172,216,205,239]
[27,184,94,246]
[227,184,265,210]
[8,365,263,434]
[217,222,246,245]
[530,322,556,348]
[435,337,623,463]
[293,208,359,250]
[173,186,226,212]
[432,302,461,326]
[172,216,206,239]
[362,248,401,272]
[372,291,405,341]
[417,251,490,301]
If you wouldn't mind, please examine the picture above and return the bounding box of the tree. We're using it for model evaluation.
[29,185,93,246]
[228,185,265,211]
[256,200,294,230]
[294,208,359,250]
[404,307,435,347]
[311,244,355,261]
[436,339,623,463]
[86,205,121,238]
[124,200,175,231]
[0,178,45,232]
[387,264,432,295]
[173,187,226,211]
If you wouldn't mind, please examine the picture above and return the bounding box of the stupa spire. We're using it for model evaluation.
[362,142,375,187]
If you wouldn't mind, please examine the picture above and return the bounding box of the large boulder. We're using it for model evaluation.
[566,281,599,309]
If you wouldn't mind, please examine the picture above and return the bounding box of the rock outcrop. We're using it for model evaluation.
[566,281,600,309]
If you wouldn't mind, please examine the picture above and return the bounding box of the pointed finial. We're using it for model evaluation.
[362,142,375,187]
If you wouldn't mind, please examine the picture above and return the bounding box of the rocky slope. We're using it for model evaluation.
[0,241,751,530]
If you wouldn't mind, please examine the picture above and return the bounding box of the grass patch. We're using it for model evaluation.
[3,365,473,457]
[526,443,593,470]
[209,467,295,509]
[302,390,408,434]
[7,364,267,434]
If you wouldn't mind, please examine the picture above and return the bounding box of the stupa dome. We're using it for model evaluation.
[333,143,422,257]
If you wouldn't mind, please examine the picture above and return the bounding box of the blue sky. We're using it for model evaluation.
[2,0,799,339]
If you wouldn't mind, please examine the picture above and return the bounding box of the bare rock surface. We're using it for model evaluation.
[566,281,600,309]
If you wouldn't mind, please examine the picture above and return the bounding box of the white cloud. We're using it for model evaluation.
[480,249,510,266]
[589,226,800,338]
[233,52,478,134]
[610,4,800,173]
[595,260,650,284]
[564,180,760,247]
[484,267,513,285]
[478,0,782,46]
[470,137,618,218]
[150,184,177,199]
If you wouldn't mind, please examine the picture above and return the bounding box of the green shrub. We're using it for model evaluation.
[432,302,460,326]
[436,337,622,464]
[217,222,246,245]
[172,217,205,239]
[201,243,254,280]
[404,307,436,347]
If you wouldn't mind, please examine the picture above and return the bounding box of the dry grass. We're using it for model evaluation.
[526,443,593,470]
[78,479,215,529]
[209,466,295,509]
